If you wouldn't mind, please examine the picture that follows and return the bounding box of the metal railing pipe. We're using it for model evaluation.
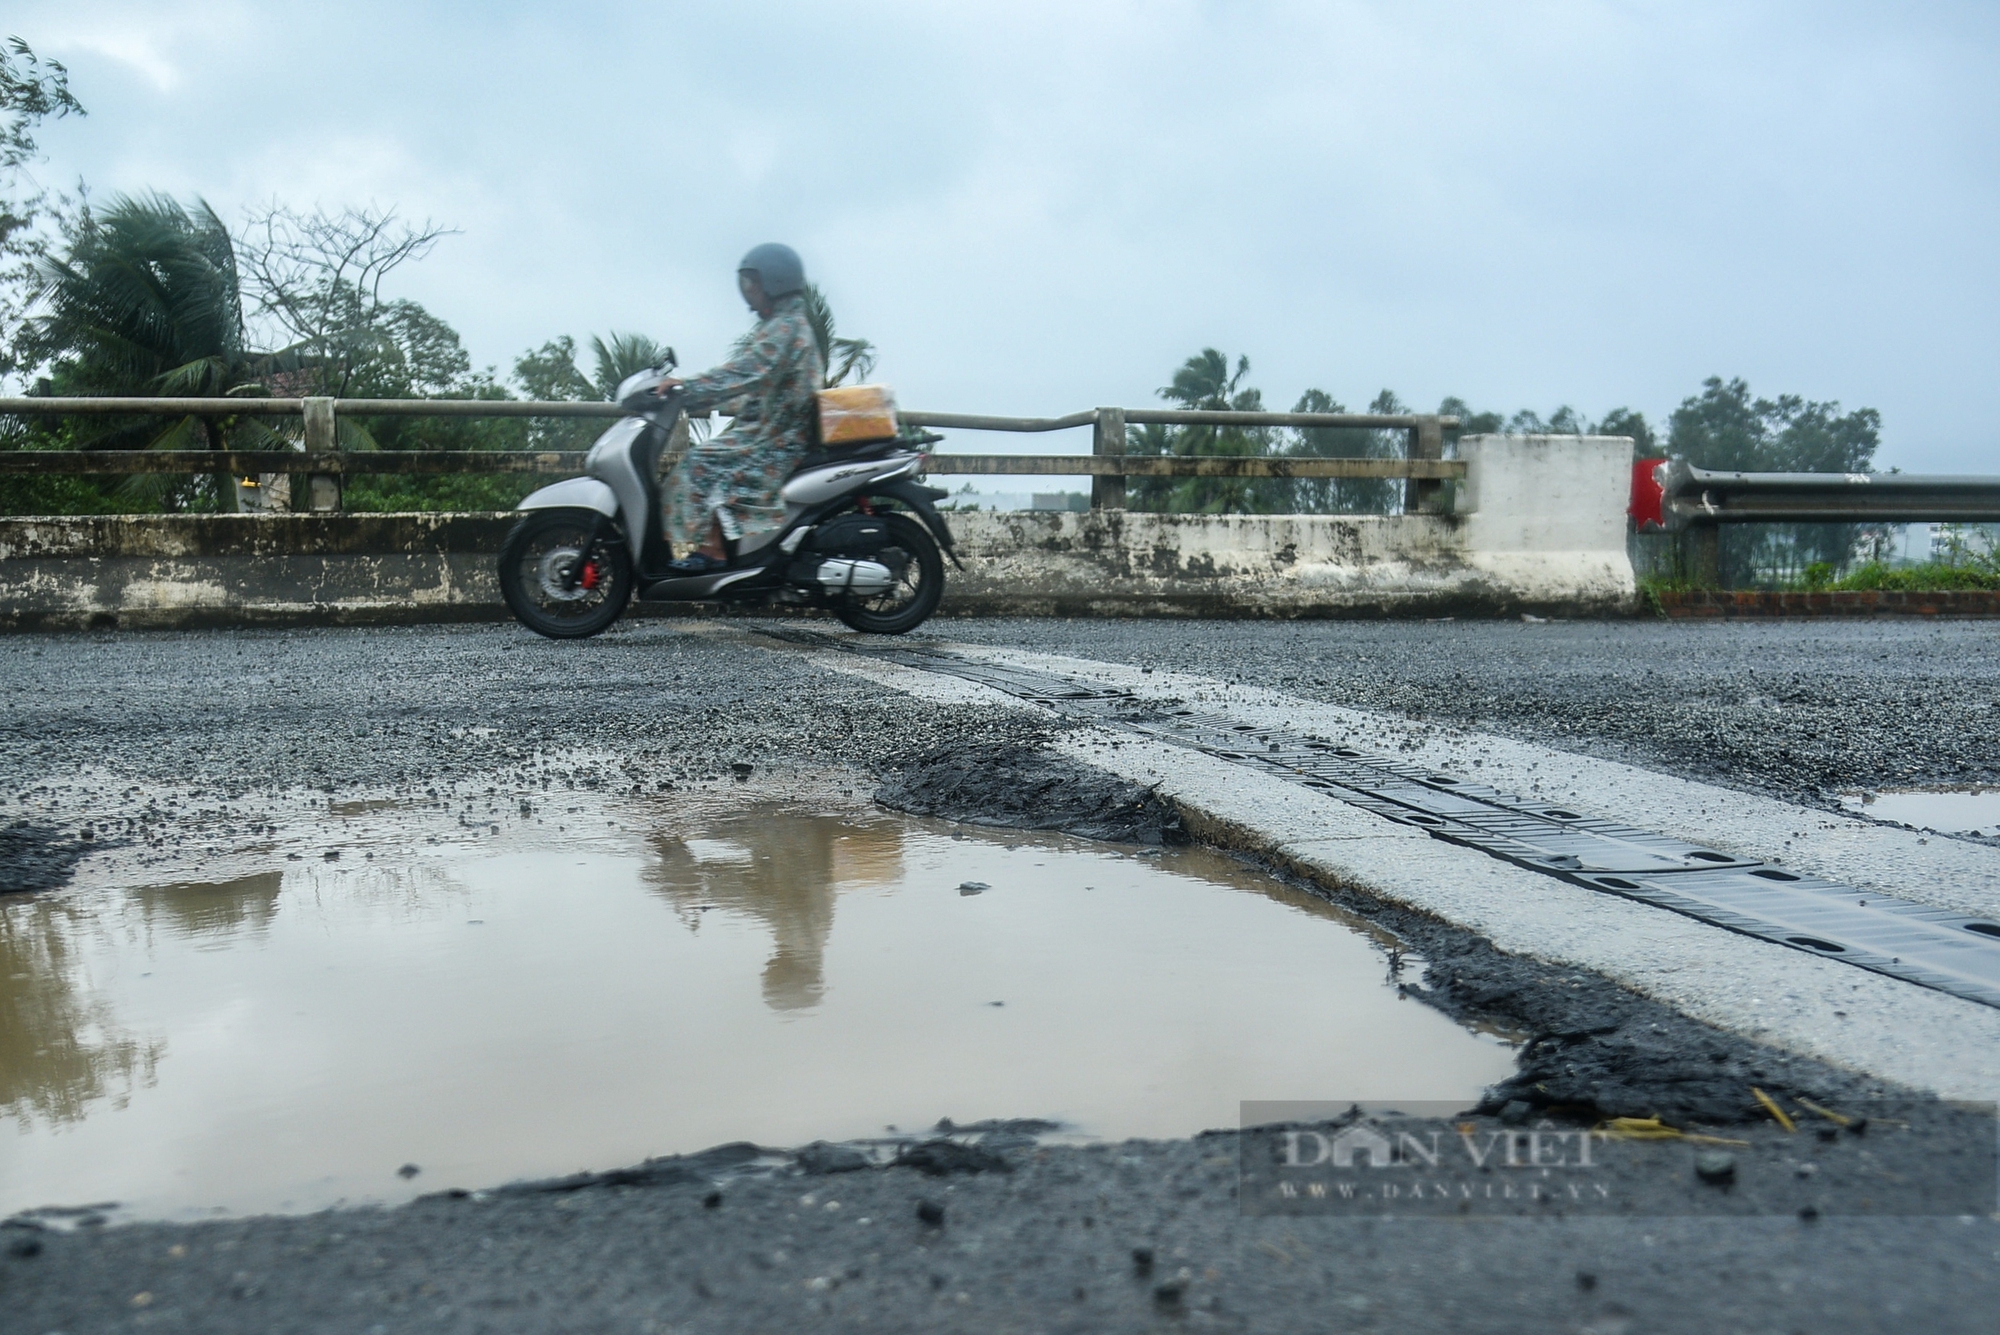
[0,450,1464,480]
[1664,463,2000,526]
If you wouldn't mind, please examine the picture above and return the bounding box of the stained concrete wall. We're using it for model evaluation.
[0,434,1637,628]
[1456,434,1637,609]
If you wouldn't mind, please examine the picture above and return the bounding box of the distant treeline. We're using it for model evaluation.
[1124,347,1884,586]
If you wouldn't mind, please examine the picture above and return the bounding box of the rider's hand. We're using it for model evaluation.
[652,378,685,395]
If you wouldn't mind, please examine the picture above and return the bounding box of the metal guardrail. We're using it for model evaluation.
[0,395,1464,514]
[1630,458,2000,586]
[1663,462,2000,526]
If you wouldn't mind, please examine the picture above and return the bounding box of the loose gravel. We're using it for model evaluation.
[932,617,2000,803]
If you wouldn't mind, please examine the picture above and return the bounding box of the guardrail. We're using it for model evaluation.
[1659,462,2000,526]
[1631,458,2000,585]
[0,396,1463,514]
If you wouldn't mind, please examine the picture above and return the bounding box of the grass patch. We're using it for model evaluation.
[1814,561,2000,593]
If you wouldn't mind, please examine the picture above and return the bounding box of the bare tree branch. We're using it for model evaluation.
[236,204,456,393]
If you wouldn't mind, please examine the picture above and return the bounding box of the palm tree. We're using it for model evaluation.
[28,193,290,509]
[801,284,876,387]
[1130,348,1273,513]
[588,330,673,398]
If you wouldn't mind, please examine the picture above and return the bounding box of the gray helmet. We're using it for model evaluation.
[738,243,805,299]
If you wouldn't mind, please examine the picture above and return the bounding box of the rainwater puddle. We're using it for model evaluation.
[1841,789,2000,837]
[1,796,1516,1221]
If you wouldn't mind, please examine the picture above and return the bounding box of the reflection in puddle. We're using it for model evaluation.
[1,900,165,1127]
[647,813,901,1011]
[1842,789,2000,837]
[131,872,285,946]
[1,799,1518,1221]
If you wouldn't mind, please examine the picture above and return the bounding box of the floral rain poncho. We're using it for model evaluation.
[667,292,826,548]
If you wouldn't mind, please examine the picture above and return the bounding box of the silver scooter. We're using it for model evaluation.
[498,363,958,639]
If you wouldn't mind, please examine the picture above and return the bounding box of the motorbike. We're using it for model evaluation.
[498,363,958,640]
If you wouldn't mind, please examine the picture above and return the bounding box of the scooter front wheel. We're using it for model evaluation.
[499,509,633,639]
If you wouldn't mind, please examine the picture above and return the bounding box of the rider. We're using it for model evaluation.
[656,243,827,573]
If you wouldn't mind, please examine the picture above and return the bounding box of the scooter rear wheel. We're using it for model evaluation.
[499,509,633,639]
[834,512,945,635]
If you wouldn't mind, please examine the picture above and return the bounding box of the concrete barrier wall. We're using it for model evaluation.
[0,434,1638,629]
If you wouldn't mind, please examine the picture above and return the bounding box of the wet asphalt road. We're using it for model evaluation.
[940,616,2000,804]
[4,615,1998,1333]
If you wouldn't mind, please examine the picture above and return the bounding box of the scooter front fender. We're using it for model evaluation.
[517,476,618,519]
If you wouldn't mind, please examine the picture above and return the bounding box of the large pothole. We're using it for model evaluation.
[0,785,1515,1222]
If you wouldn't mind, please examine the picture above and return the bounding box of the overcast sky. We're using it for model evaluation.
[12,1,1999,470]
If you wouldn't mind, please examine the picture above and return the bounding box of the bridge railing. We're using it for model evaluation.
[0,396,1463,514]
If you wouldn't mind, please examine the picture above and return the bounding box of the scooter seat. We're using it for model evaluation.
[792,438,903,475]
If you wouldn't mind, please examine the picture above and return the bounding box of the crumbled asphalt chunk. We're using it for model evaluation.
[396,1163,420,1180]
[914,1199,945,1226]
[1246,857,1898,1125]
[0,819,95,895]
[796,1142,870,1175]
[492,1142,761,1196]
[875,741,1187,844]
[893,1139,1013,1176]
[1695,1151,1738,1184]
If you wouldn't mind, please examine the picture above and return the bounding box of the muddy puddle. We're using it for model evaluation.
[1,793,1517,1221]
[1841,788,2000,837]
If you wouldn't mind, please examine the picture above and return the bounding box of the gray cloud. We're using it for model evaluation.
[15,0,1999,468]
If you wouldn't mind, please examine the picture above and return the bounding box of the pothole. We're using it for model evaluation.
[0,792,1516,1222]
[1840,788,2000,837]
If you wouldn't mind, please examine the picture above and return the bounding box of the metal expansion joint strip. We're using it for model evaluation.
[773,630,2000,1012]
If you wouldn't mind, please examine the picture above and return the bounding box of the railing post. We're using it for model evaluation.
[302,396,341,513]
[1091,406,1126,510]
[1407,416,1445,514]
[1685,521,1721,588]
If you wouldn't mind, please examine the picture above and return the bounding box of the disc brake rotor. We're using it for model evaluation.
[536,545,593,602]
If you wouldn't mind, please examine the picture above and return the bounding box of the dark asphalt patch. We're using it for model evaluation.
[1245,850,1904,1126]
[0,819,96,895]
[874,741,1186,845]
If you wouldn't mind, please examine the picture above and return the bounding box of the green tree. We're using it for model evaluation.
[1283,387,1402,514]
[1128,349,1274,513]
[1667,375,1882,584]
[1595,407,1656,454]
[1,36,85,383]
[20,193,291,511]
[1437,395,1503,455]
[514,334,595,404]
[587,331,672,396]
